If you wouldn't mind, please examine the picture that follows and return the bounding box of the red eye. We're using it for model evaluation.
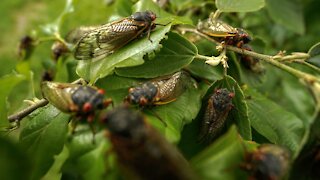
[150,13,156,21]
[98,89,105,95]
[83,102,92,112]
[229,93,235,98]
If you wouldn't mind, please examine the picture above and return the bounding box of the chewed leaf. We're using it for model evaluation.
[76,25,171,83]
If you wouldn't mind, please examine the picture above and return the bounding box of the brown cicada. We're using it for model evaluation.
[102,106,197,180]
[72,11,158,60]
[197,19,264,73]
[241,144,290,180]
[125,71,194,106]
[41,81,112,134]
[198,88,234,143]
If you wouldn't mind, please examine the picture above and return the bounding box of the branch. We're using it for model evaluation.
[8,99,48,123]
[177,27,320,84]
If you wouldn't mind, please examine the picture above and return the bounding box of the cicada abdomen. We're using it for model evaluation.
[241,144,290,180]
[72,11,157,60]
[198,88,234,143]
[41,81,112,121]
[102,106,197,180]
[125,71,194,106]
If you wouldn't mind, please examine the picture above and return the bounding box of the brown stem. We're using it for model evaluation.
[8,99,49,123]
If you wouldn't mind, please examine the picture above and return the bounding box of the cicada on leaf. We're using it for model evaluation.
[41,81,112,130]
[71,11,159,60]
[198,88,234,143]
[102,106,197,180]
[241,144,290,180]
[125,71,195,106]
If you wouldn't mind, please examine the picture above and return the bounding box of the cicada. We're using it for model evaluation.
[197,19,264,73]
[198,19,251,46]
[125,71,194,106]
[102,106,197,180]
[197,19,238,38]
[198,88,234,143]
[239,44,265,74]
[241,144,290,180]
[41,81,112,129]
[72,11,158,60]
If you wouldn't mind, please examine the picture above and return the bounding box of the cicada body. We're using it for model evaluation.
[198,88,234,143]
[41,81,112,121]
[241,144,290,180]
[102,106,197,180]
[197,19,238,37]
[125,71,193,106]
[239,44,265,74]
[197,19,251,45]
[73,11,157,60]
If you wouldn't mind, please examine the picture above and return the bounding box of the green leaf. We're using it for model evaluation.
[76,25,171,83]
[97,74,204,143]
[185,60,224,82]
[244,88,306,157]
[96,75,139,105]
[216,0,265,12]
[0,73,25,125]
[191,126,249,179]
[146,82,206,143]
[0,137,31,180]
[19,105,69,180]
[266,0,305,34]
[133,0,193,25]
[115,32,197,78]
[62,129,110,180]
[206,76,251,140]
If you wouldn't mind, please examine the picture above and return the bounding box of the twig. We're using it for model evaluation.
[177,27,320,84]
[8,99,49,123]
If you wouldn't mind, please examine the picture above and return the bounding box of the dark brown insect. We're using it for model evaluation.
[41,81,113,133]
[241,144,290,180]
[51,41,69,61]
[198,88,234,143]
[73,11,158,60]
[18,35,34,60]
[239,44,265,74]
[125,71,194,106]
[102,106,197,180]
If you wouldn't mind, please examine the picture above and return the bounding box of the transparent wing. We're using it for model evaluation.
[74,19,146,60]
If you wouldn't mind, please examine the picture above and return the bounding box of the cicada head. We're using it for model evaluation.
[236,28,252,44]
[103,106,146,140]
[41,81,111,116]
[243,144,290,180]
[126,82,158,106]
[132,11,157,23]
[212,88,234,111]
[71,86,107,114]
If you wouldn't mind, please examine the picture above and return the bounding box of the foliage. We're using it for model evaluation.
[0,0,319,179]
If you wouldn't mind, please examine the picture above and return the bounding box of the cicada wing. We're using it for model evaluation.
[41,81,79,112]
[66,26,100,44]
[198,97,217,142]
[74,19,147,60]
